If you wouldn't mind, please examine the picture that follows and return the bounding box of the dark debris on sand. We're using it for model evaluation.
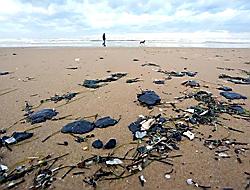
[82,72,127,88]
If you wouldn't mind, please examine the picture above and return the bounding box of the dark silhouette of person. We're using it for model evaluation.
[102,33,106,47]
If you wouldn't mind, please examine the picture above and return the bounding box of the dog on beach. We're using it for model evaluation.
[140,40,145,45]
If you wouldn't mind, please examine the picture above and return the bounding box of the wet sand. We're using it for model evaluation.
[0,47,250,190]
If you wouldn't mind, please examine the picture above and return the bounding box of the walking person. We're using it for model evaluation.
[102,33,106,47]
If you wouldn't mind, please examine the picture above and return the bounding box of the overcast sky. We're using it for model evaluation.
[0,0,250,39]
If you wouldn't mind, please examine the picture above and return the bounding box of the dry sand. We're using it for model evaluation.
[0,47,250,190]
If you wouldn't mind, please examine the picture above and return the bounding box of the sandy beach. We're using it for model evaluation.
[0,47,250,190]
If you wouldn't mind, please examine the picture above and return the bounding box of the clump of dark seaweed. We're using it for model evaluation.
[26,109,58,124]
[126,78,142,83]
[220,91,247,100]
[0,153,69,189]
[82,72,127,89]
[0,131,33,145]
[176,90,249,125]
[182,80,200,87]
[61,116,119,134]
[41,92,78,103]
[219,74,250,85]
[157,70,198,78]
[137,90,161,107]
[141,63,160,67]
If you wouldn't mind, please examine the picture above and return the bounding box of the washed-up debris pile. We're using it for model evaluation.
[82,72,127,88]
[175,90,249,125]
[0,153,69,189]
[40,92,78,103]
[203,138,248,163]
[157,70,198,78]
[219,74,250,85]
[78,114,197,188]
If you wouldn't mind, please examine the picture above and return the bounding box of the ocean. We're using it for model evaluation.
[1,32,250,48]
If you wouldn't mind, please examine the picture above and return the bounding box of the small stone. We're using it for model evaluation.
[104,138,116,149]
[92,139,103,149]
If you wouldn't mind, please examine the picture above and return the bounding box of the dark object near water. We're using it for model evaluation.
[61,120,95,134]
[82,79,104,89]
[182,80,200,87]
[0,71,10,76]
[153,79,165,84]
[104,138,116,149]
[219,74,250,85]
[94,116,118,128]
[66,67,78,70]
[185,71,197,77]
[126,78,141,83]
[45,92,78,103]
[158,70,197,78]
[137,90,161,107]
[220,91,247,100]
[102,73,127,82]
[82,72,127,89]
[57,141,68,146]
[92,139,103,149]
[217,86,232,91]
[141,63,160,67]
[27,109,58,124]
[1,131,33,145]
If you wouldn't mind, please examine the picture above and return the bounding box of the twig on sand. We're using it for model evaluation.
[42,130,60,143]
[0,88,18,97]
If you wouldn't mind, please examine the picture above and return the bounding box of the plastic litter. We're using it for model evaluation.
[135,131,147,139]
[183,131,195,140]
[165,174,171,179]
[139,175,146,186]
[105,158,123,165]
[0,165,8,172]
